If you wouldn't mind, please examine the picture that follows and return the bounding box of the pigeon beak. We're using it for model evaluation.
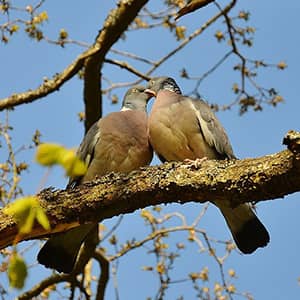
[145,89,157,97]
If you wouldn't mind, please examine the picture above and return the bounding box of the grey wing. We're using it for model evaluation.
[67,122,101,188]
[188,97,236,159]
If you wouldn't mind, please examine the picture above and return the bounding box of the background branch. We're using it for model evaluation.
[17,273,71,300]
[0,0,149,120]
[94,250,109,300]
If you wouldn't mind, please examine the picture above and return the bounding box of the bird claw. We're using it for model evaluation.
[182,157,208,169]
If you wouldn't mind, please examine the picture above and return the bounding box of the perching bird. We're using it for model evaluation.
[37,86,153,273]
[146,76,270,254]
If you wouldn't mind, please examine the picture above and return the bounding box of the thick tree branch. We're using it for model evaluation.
[0,131,299,250]
[0,0,149,114]
[83,0,149,131]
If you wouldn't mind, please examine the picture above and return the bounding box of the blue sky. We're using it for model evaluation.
[1,1,300,299]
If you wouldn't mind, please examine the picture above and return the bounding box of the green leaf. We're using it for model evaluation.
[3,196,37,234]
[8,253,27,289]
[35,206,50,230]
[35,143,87,177]
[3,196,50,234]
[35,143,64,166]
[59,149,87,177]
[19,206,36,234]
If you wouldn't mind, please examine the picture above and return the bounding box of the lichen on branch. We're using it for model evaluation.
[0,131,299,250]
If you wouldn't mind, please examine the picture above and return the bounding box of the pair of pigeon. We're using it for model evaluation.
[38,77,270,273]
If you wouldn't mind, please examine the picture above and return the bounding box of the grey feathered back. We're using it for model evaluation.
[189,97,236,159]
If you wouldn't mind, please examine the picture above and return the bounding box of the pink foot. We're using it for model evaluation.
[183,157,208,168]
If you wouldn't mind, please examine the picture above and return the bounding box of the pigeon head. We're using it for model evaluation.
[121,85,153,111]
[145,77,182,97]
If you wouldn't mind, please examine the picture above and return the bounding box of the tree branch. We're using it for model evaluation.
[0,48,93,111]
[0,0,149,114]
[0,130,299,250]
[104,58,151,81]
[94,250,109,300]
[145,0,237,76]
[17,274,72,300]
[101,0,238,95]
[83,0,149,131]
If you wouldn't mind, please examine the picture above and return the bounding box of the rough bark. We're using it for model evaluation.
[83,0,149,132]
[0,131,299,250]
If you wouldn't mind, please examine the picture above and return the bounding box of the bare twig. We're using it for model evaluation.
[0,0,149,117]
[104,58,151,80]
[17,274,71,300]
[188,51,233,95]
[108,226,203,261]
[202,232,234,300]
[101,216,123,242]
[102,0,238,95]
[215,1,245,92]
[111,48,155,65]
[146,0,237,76]
[0,45,97,111]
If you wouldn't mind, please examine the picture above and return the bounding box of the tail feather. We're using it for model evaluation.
[37,224,96,273]
[216,202,270,254]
